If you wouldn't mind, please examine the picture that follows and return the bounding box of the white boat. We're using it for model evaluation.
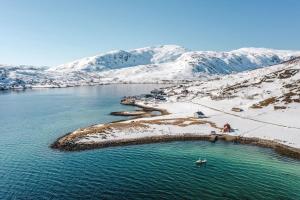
[195,158,207,164]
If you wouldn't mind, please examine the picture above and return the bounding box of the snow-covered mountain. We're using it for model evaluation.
[96,47,300,83]
[48,45,187,72]
[49,46,300,74]
[1,45,300,89]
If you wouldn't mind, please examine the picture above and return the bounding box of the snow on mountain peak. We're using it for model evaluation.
[131,44,187,64]
[49,46,300,74]
[48,45,187,72]
[2,45,300,89]
[171,47,300,74]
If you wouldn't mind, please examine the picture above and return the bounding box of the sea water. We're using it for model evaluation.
[0,85,299,200]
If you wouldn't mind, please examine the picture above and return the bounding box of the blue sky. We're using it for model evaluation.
[0,0,300,66]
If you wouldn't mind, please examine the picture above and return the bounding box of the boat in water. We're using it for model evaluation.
[195,158,207,165]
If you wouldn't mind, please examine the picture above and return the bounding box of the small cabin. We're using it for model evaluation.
[194,111,206,118]
[222,123,232,133]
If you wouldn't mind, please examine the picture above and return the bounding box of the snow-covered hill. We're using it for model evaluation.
[96,47,300,83]
[1,45,300,89]
[55,56,300,152]
[148,56,300,148]
[48,45,187,72]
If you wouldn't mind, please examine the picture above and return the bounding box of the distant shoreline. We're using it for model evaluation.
[0,82,178,91]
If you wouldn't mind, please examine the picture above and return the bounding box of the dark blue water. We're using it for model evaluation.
[0,85,300,200]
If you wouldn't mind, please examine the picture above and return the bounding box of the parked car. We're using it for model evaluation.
[194,111,206,118]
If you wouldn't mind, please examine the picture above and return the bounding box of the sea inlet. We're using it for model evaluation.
[0,84,299,200]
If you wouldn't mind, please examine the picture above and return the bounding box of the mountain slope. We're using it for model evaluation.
[1,45,300,89]
[81,47,300,83]
[48,45,187,72]
[152,56,300,148]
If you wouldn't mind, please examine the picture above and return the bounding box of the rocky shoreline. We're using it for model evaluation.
[110,105,168,118]
[50,101,300,160]
[51,133,300,159]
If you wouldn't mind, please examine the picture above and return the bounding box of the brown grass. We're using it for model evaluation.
[218,68,299,99]
[250,97,276,109]
[57,117,219,145]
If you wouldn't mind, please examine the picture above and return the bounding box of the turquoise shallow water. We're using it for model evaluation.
[0,85,300,200]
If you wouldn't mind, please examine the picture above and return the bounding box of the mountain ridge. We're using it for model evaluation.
[1,45,300,89]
